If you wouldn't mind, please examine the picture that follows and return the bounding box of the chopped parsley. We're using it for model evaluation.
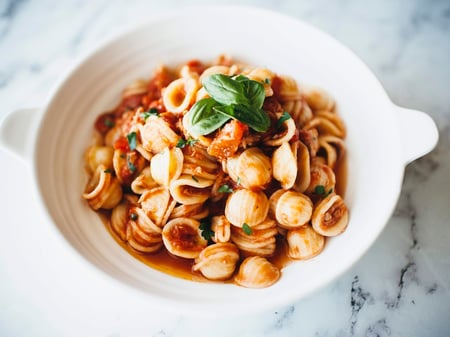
[199,218,214,242]
[103,118,114,128]
[264,78,271,84]
[314,185,333,198]
[104,168,112,174]
[191,175,199,182]
[277,111,291,129]
[242,223,253,235]
[127,131,137,151]
[176,137,198,148]
[140,108,159,120]
[236,177,241,185]
[130,213,138,221]
[127,154,137,173]
[218,184,233,193]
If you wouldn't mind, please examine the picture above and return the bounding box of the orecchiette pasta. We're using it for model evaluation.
[286,225,325,259]
[192,242,240,280]
[234,256,280,289]
[83,56,349,288]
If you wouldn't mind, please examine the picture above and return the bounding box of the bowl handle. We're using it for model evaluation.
[0,108,41,163]
[393,105,439,165]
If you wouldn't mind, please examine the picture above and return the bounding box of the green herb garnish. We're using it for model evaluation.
[236,177,241,186]
[104,168,112,174]
[185,74,270,136]
[127,155,137,173]
[192,175,199,182]
[176,137,198,148]
[199,218,214,242]
[130,213,138,221]
[104,118,114,128]
[140,108,159,120]
[242,223,253,235]
[127,131,137,151]
[264,78,271,84]
[277,111,291,129]
[314,185,333,198]
[218,184,233,193]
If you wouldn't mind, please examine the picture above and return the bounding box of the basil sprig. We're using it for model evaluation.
[185,74,270,136]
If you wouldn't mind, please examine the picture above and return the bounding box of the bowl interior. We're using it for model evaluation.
[34,7,404,314]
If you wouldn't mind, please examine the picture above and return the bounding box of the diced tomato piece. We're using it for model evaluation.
[114,136,130,152]
[186,59,206,75]
[207,120,248,160]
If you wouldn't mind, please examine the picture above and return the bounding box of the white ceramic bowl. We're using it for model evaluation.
[0,6,438,315]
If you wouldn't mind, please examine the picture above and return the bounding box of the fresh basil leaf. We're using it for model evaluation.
[202,74,248,106]
[242,79,265,109]
[186,98,230,136]
[277,111,292,129]
[232,105,270,133]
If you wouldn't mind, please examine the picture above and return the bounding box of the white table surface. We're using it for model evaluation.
[1,0,449,336]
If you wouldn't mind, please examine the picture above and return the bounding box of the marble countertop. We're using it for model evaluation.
[1,0,449,336]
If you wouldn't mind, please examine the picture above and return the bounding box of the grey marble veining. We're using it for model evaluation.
[1,0,449,336]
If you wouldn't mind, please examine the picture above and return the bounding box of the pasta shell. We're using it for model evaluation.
[300,85,335,112]
[139,186,172,227]
[169,203,209,220]
[282,98,313,128]
[104,126,123,148]
[272,142,297,189]
[162,217,208,259]
[110,199,130,241]
[131,167,159,194]
[225,148,272,189]
[312,194,349,236]
[292,141,311,193]
[273,191,313,229]
[139,116,179,154]
[274,75,301,101]
[230,218,278,257]
[162,77,199,114]
[211,215,231,243]
[182,146,219,180]
[234,256,280,288]
[263,114,296,147]
[199,65,232,82]
[318,135,346,170]
[113,148,146,185]
[169,174,214,205]
[303,111,346,138]
[192,242,240,280]
[268,189,286,219]
[287,225,325,259]
[127,207,163,253]
[299,128,319,158]
[306,159,336,195]
[83,164,123,210]
[225,189,269,227]
[85,145,114,174]
[150,147,184,187]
